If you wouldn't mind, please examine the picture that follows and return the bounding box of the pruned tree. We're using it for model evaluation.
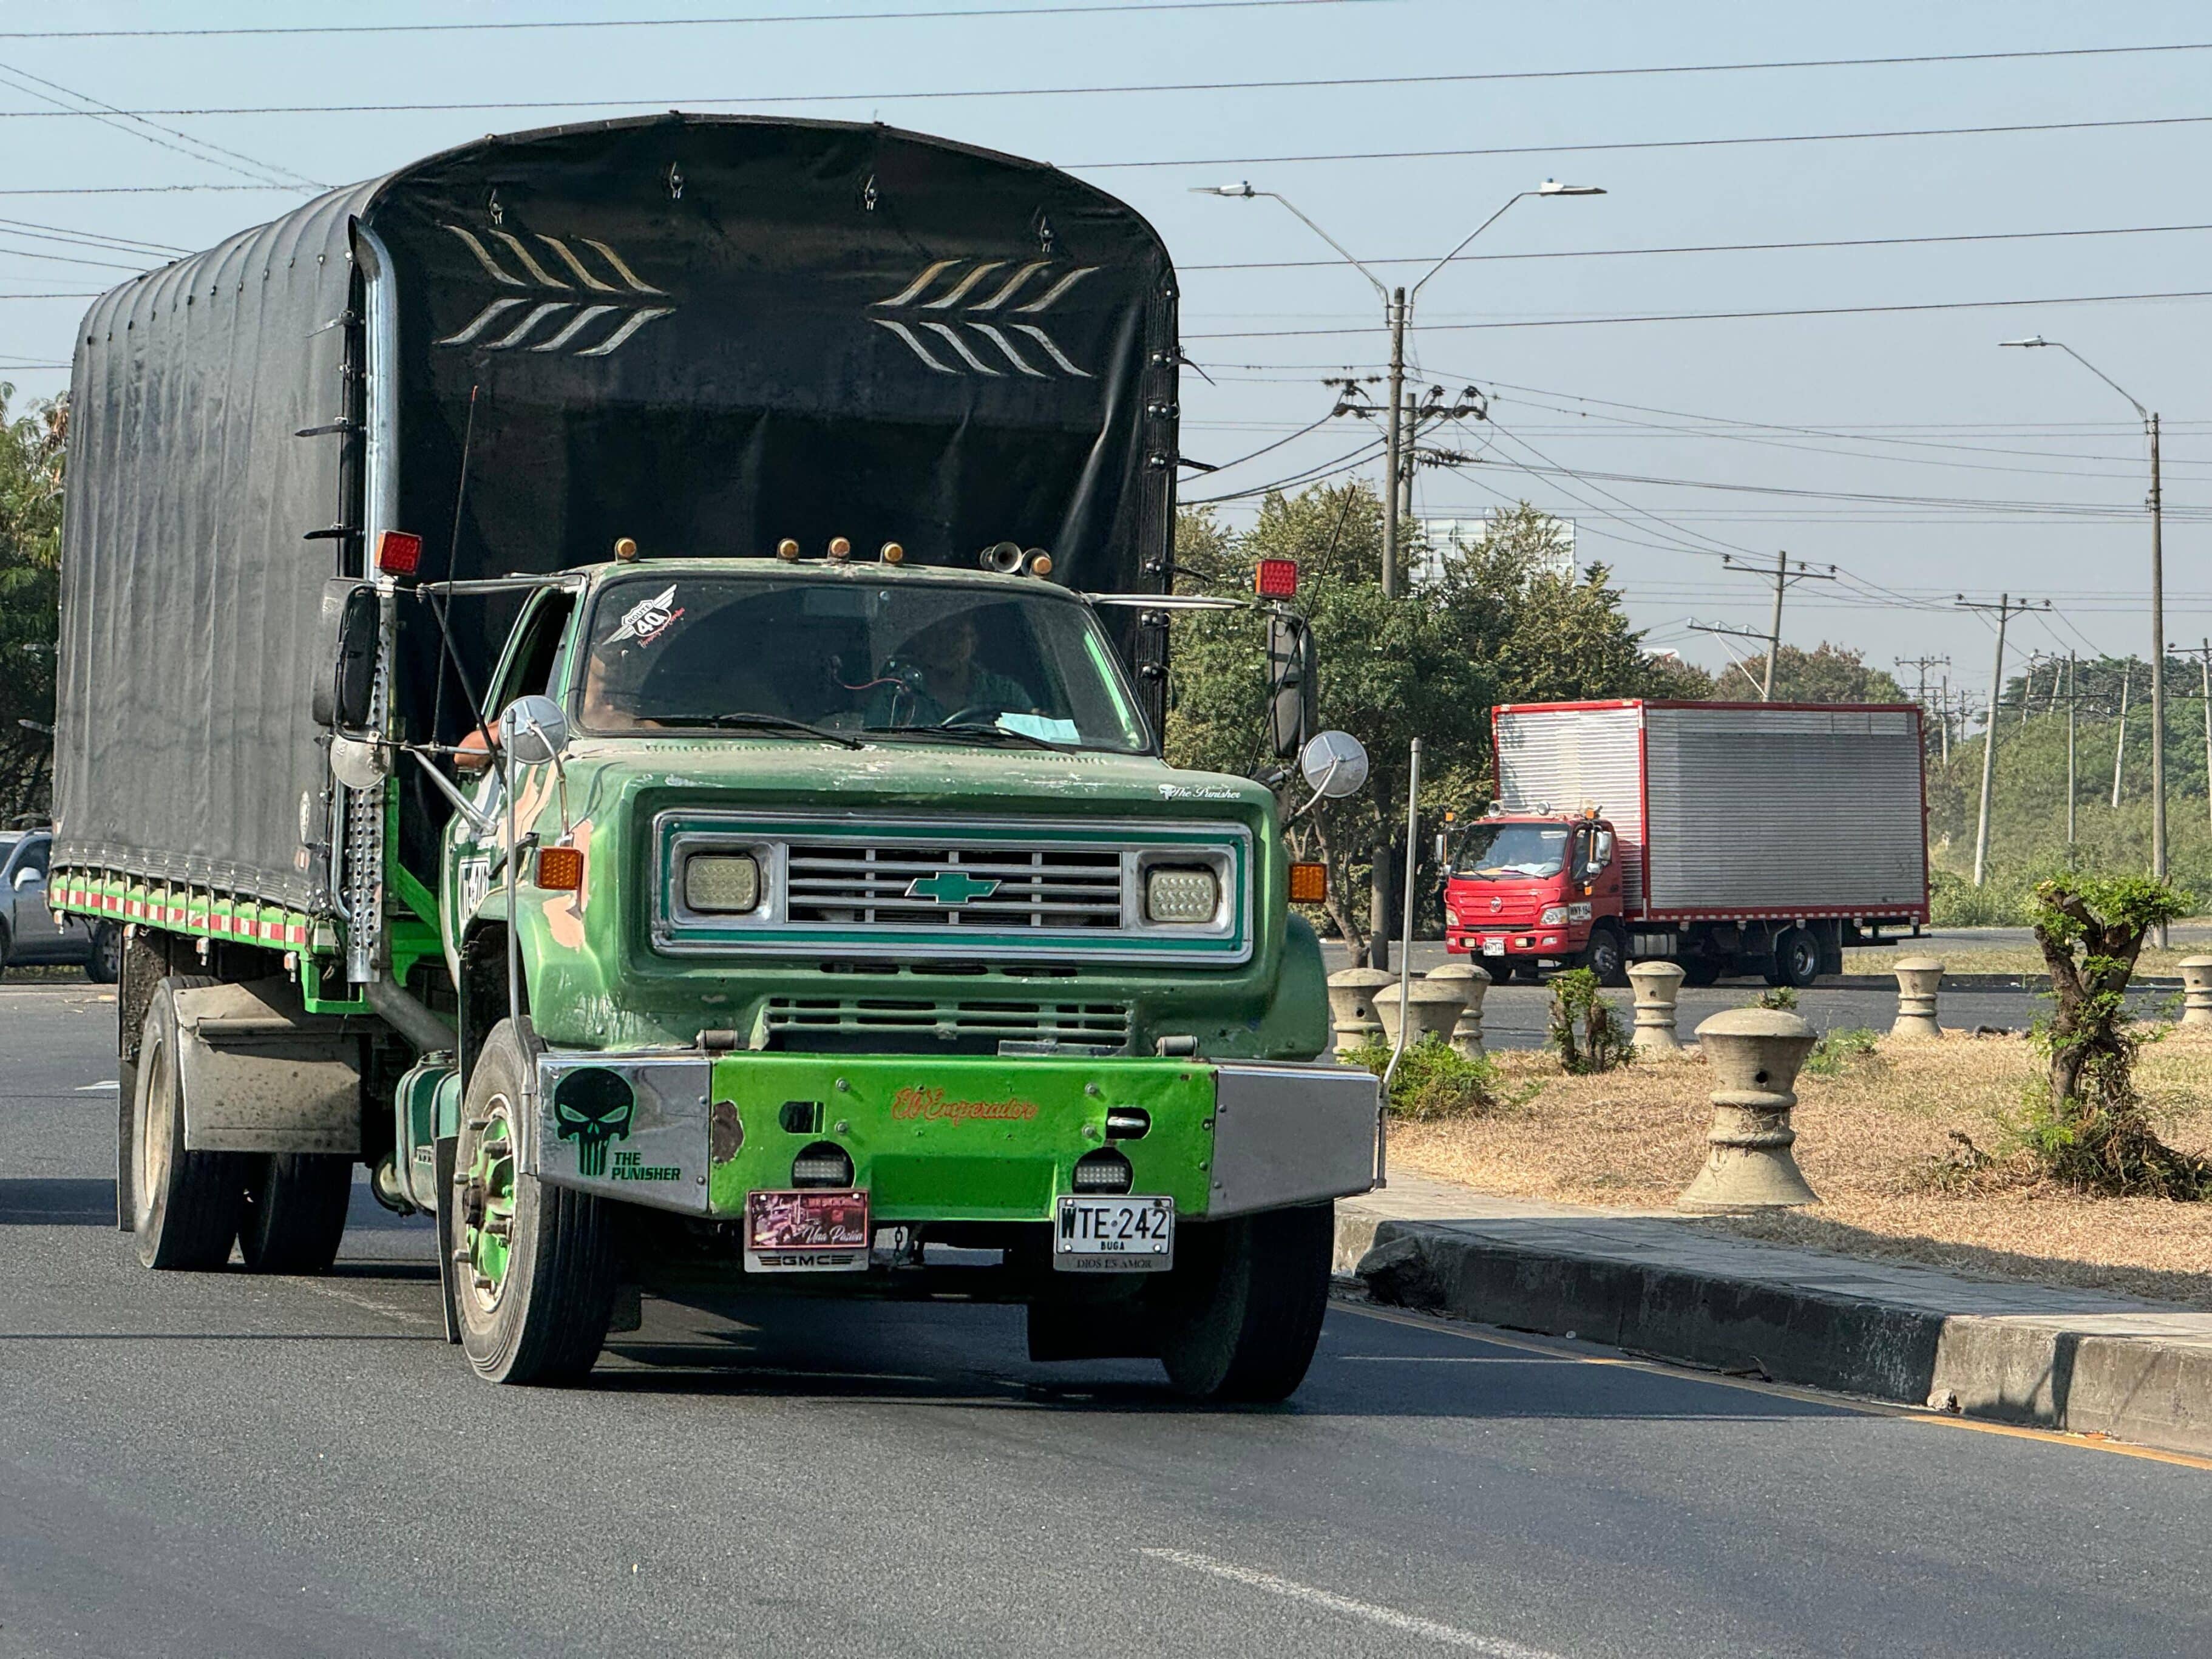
[2024,873,2208,1196]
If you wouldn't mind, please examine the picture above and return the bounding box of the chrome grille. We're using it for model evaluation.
[762,996,1132,1048]
[784,844,1124,930]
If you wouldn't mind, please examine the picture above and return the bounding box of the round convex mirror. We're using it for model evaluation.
[499,694,570,767]
[1298,730,1370,799]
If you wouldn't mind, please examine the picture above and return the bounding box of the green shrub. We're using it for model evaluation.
[1344,1034,1509,1119]
[1751,985,1799,1011]
[1802,1026,1880,1077]
[1548,966,1630,1074]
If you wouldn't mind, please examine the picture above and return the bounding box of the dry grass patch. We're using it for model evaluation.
[1843,946,2199,978]
[1390,1029,2212,1306]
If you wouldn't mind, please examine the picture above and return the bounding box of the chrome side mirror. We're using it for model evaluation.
[498,694,570,768]
[1299,730,1369,800]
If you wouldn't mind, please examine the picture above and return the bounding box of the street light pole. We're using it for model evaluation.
[2002,336,2166,933]
[1201,179,1603,598]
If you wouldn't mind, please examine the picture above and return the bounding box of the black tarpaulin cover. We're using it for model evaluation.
[55,115,1178,912]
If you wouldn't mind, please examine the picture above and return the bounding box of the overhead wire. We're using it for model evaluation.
[0,58,325,189]
[0,0,1390,40]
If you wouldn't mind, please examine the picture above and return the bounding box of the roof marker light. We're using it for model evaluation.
[613,535,639,561]
[776,538,801,561]
[879,541,905,563]
[827,536,852,561]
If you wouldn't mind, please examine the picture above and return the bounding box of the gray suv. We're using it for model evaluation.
[1,830,118,982]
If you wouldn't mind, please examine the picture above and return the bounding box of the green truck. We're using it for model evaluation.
[52,115,1379,1400]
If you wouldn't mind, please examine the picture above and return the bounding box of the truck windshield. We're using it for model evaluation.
[1451,823,1572,879]
[574,571,1151,752]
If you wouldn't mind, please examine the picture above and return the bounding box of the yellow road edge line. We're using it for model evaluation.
[1335,1298,2212,1471]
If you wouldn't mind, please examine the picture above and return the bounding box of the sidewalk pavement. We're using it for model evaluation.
[1337,1174,2212,1458]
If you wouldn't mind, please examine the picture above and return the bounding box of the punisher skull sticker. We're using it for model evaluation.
[553,1067,635,1178]
[607,583,685,646]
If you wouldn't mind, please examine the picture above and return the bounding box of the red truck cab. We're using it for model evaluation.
[1444,812,1627,983]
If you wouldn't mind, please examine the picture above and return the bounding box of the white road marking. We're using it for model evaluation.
[75,1081,119,1091]
[1139,1548,1569,1658]
[1337,1354,1579,1364]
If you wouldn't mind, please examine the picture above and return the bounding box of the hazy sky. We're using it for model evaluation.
[4,0,2207,708]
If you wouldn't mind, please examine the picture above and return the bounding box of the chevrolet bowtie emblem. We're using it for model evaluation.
[906,870,1002,907]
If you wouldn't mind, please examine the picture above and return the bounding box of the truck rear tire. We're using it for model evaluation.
[453,1019,619,1385]
[1769,927,1821,989]
[130,974,248,1271]
[237,1154,353,1275]
[86,923,121,984]
[1159,1203,1333,1403]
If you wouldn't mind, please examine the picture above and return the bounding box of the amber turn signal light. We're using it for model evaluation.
[535,846,585,892]
[1288,861,1328,904]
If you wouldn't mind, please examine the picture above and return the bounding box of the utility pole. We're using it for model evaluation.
[2066,653,2078,847]
[1382,289,1406,595]
[1687,621,1775,697]
[2112,666,2131,810]
[1898,655,1949,759]
[1958,594,2047,887]
[1718,551,1837,698]
[1939,673,1951,765]
[2192,639,2212,833]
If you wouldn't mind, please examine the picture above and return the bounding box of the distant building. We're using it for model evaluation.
[1414,514,1575,585]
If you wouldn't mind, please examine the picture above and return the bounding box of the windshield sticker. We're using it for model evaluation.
[608,584,685,646]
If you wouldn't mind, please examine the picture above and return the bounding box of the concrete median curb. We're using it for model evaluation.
[1335,1184,2212,1458]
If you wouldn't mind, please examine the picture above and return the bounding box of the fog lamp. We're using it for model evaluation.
[686,852,761,914]
[1145,866,1219,924]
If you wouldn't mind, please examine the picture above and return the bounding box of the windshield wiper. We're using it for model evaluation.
[658,711,864,750]
[870,721,1064,751]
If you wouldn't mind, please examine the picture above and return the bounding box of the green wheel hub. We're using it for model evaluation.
[461,1104,518,1307]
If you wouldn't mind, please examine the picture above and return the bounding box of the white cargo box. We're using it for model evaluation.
[1491,701,1929,922]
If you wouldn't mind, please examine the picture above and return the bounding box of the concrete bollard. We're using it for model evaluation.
[1426,962,1493,1058]
[1890,957,1946,1040]
[1326,967,1398,1057]
[1626,960,1688,1055]
[2180,958,2212,1028]
[1678,1007,1820,1213]
[1374,975,1468,1050]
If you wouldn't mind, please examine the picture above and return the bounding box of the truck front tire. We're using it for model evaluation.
[237,1155,353,1274]
[1579,925,1628,987]
[1159,1203,1333,1403]
[130,975,248,1270]
[453,1019,619,1385]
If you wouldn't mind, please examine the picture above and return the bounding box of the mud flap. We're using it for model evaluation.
[115,1057,137,1232]
[433,1133,461,1345]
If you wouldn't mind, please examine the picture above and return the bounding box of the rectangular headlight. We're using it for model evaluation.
[1146,865,1220,924]
[1539,904,1569,926]
[685,852,761,914]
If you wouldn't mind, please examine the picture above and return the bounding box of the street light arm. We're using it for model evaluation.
[2004,336,2149,423]
[1254,190,1393,305]
[1409,191,1534,303]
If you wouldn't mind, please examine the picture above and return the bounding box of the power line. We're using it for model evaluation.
[0,239,149,272]
[1076,111,2212,172]
[0,58,324,189]
[0,214,188,257]
[0,0,1388,40]
[1184,285,2212,338]
[1179,219,2212,273]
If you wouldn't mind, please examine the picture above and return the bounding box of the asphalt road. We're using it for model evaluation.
[5,981,2210,1657]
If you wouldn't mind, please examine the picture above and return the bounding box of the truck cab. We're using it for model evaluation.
[1443,812,1626,983]
[351,545,1375,1399]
